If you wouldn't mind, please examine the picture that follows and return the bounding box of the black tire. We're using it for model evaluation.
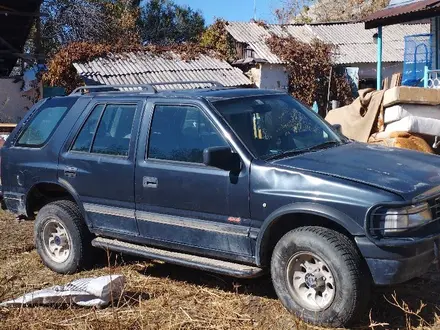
[271,226,370,327]
[34,200,91,274]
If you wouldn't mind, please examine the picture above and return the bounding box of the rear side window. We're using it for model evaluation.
[16,98,77,147]
[92,104,136,156]
[71,105,104,152]
[71,104,137,157]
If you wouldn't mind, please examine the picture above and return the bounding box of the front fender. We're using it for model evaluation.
[255,202,364,266]
[57,178,90,225]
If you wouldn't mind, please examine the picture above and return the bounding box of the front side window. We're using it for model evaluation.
[213,95,345,160]
[16,98,77,147]
[71,104,136,157]
[148,105,228,163]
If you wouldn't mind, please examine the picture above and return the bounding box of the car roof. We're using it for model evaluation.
[161,88,286,101]
[75,87,287,102]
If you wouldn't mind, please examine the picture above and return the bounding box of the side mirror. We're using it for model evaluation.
[332,124,342,133]
[203,147,241,172]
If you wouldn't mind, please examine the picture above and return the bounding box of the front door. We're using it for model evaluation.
[135,101,252,262]
[59,100,141,235]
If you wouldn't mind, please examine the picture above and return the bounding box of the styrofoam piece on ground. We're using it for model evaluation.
[0,275,125,308]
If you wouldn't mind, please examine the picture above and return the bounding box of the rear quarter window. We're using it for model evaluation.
[16,98,77,148]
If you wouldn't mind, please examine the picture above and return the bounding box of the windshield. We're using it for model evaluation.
[213,94,345,160]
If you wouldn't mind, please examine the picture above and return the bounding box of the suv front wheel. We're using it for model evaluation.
[271,226,370,327]
[35,200,91,274]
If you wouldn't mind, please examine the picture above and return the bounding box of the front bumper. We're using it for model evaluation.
[356,236,439,285]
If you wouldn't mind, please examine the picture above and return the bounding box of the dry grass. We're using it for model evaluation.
[0,210,439,330]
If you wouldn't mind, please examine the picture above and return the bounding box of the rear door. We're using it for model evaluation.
[135,99,252,262]
[59,98,143,235]
[1,97,81,214]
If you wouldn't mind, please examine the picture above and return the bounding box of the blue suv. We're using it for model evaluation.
[2,82,440,327]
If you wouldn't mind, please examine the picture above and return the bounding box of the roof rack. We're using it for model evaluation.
[69,81,225,96]
[70,84,156,95]
[149,81,224,88]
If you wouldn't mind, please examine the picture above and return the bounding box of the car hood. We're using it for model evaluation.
[274,142,440,201]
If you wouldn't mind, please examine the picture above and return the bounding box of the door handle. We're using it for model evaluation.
[64,167,77,178]
[143,176,158,188]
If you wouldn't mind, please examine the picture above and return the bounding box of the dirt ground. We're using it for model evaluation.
[0,210,440,330]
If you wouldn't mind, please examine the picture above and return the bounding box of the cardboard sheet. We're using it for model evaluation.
[325,89,385,142]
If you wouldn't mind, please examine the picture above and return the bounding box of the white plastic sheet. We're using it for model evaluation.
[0,275,125,308]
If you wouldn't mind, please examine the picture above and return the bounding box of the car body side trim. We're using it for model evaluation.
[136,211,250,237]
[83,203,250,237]
[84,203,135,218]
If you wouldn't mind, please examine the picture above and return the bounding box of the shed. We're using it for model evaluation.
[225,21,430,91]
[74,51,253,89]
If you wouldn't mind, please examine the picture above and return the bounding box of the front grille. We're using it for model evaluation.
[429,196,440,221]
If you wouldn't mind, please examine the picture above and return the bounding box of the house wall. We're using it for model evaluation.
[250,64,289,90]
[250,62,401,91]
[0,78,38,123]
[345,62,403,80]
[338,62,404,90]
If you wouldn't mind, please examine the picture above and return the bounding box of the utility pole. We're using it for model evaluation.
[254,0,257,20]
[35,15,43,64]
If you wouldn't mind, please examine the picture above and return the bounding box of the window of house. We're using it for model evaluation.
[16,98,77,147]
[71,104,136,157]
[245,47,255,58]
[148,105,228,163]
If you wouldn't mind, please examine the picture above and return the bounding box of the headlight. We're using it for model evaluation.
[382,202,432,235]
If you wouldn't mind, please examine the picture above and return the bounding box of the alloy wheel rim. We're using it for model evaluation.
[286,251,336,311]
[42,219,71,263]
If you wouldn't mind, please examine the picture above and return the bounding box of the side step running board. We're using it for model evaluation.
[92,237,264,279]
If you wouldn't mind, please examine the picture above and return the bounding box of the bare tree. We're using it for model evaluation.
[139,0,205,45]
[274,0,311,24]
[38,0,140,56]
[274,0,389,23]
[41,0,111,47]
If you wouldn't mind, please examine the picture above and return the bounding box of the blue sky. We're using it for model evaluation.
[173,0,283,24]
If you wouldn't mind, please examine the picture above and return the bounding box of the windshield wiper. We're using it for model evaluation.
[264,141,342,161]
[265,148,310,161]
[307,140,342,151]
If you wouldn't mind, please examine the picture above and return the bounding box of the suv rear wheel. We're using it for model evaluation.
[35,200,91,274]
[271,226,370,327]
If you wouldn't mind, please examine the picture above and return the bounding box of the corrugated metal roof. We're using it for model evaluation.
[74,51,253,89]
[389,0,424,7]
[225,21,430,64]
[225,22,271,42]
[364,0,440,29]
[248,41,284,64]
